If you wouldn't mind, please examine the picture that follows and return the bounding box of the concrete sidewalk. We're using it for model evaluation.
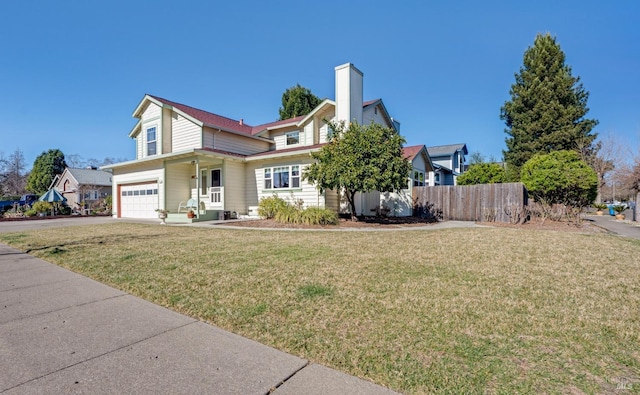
[587,213,640,240]
[0,243,398,394]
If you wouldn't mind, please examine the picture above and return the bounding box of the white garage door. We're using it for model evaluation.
[119,183,159,218]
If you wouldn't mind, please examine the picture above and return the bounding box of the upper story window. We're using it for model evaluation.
[264,165,300,189]
[286,131,300,145]
[147,127,157,156]
[413,170,425,186]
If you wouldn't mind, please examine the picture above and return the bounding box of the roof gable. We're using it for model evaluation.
[427,143,468,157]
[66,168,113,186]
[403,145,433,172]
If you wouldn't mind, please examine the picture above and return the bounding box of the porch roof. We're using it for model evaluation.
[100,148,245,170]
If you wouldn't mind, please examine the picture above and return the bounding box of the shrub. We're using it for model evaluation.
[32,201,52,214]
[300,207,339,225]
[274,205,302,224]
[24,209,37,217]
[258,195,289,219]
[457,162,506,185]
[521,150,597,208]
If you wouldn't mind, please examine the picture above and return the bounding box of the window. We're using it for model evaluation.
[264,168,272,189]
[84,190,99,200]
[413,170,425,186]
[291,165,300,188]
[147,127,157,156]
[286,131,300,145]
[273,166,290,188]
[435,173,440,183]
[263,165,301,189]
[201,169,208,195]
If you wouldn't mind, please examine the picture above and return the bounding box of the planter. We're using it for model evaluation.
[157,212,167,225]
[596,210,603,216]
[615,214,625,220]
[187,211,196,219]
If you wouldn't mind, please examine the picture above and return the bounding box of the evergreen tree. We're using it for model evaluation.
[26,149,67,195]
[501,33,598,180]
[279,84,322,120]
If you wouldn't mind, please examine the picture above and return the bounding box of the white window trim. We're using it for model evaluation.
[413,169,425,187]
[263,164,301,190]
[285,131,301,146]
[146,125,158,156]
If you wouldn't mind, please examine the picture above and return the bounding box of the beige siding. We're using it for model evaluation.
[215,132,270,155]
[324,189,340,212]
[318,115,336,143]
[140,103,162,158]
[172,114,201,151]
[245,156,325,210]
[162,108,172,154]
[304,122,314,145]
[135,136,143,159]
[363,105,391,127]
[202,127,215,149]
[112,165,164,217]
[165,164,192,213]
[141,102,161,121]
[223,160,246,214]
[54,172,79,208]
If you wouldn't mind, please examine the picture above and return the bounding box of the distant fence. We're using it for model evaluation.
[413,183,528,223]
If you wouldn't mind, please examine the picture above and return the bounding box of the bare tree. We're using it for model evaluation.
[613,141,640,221]
[584,133,622,203]
[0,148,27,197]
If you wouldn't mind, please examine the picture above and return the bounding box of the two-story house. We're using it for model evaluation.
[104,63,433,220]
[426,144,468,186]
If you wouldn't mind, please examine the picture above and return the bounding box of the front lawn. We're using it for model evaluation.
[1,224,639,393]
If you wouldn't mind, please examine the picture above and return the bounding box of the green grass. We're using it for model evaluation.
[1,223,639,394]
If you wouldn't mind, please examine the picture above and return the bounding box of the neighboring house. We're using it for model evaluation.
[378,145,433,216]
[104,63,429,219]
[426,143,468,185]
[52,167,113,209]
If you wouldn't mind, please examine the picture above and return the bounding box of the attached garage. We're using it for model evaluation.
[118,182,159,218]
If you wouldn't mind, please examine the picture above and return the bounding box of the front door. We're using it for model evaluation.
[211,169,221,187]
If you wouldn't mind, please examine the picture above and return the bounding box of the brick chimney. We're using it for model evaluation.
[334,63,363,126]
[239,118,243,126]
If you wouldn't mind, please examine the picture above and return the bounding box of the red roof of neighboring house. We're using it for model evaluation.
[402,145,424,160]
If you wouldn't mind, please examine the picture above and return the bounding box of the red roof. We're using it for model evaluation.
[148,95,255,135]
[402,145,424,160]
[363,99,380,107]
[248,143,327,158]
[148,95,379,136]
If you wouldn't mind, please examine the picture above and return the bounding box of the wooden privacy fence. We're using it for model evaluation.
[413,183,528,223]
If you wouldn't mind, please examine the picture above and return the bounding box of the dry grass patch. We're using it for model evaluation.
[1,224,639,394]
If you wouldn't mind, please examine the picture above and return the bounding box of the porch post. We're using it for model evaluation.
[195,159,200,219]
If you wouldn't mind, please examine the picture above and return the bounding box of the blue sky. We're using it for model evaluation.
[1,1,638,169]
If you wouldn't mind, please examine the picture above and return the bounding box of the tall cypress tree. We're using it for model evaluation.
[501,33,598,180]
